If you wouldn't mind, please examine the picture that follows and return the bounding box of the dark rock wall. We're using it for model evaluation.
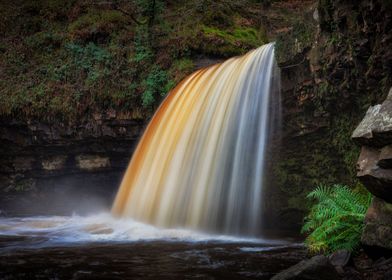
[265,0,392,231]
[0,114,145,215]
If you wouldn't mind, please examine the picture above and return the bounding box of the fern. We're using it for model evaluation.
[302,184,372,254]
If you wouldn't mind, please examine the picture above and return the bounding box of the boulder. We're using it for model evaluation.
[356,146,392,202]
[352,88,392,147]
[352,88,392,252]
[271,255,340,280]
[352,89,392,253]
[379,145,392,168]
[361,197,392,250]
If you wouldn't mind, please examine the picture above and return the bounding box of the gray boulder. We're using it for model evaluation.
[352,88,392,147]
[356,146,392,203]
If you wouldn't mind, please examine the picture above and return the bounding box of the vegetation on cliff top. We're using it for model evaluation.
[0,0,270,122]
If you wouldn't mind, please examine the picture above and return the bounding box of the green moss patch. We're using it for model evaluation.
[201,25,267,56]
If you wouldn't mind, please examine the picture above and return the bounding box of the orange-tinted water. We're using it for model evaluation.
[112,43,280,236]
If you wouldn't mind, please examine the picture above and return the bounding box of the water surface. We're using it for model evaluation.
[0,214,304,279]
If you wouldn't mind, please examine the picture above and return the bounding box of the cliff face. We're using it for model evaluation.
[0,0,315,217]
[0,114,144,215]
[352,88,392,251]
[1,0,391,235]
[265,0,392,230]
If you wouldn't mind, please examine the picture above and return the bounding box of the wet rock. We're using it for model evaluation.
[271,255,340,280]
[379,145,392,168]
[329,250,351,267]
[271,0,392,232]
[361,197,392,251]
[352,88,392,147]
[12,157,35,172]
[75,155,110,171]
[352,251,374,271]
[0,116,145,216]
[41,156,67,171]
[356,146,392,202]
[353,88,392,252]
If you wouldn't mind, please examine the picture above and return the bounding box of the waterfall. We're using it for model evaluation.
[112,43,281,236]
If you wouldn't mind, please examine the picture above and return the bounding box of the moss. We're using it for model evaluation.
[201,25,267,56]
[25,31,64,51]
[141,66,173,108]
[68,10,128,42]
[4,178,36,193]
[275,19,317,64]
[168,58,195,83]
[287,195,308,211]
[0,0,277,121]
[274,0,392,225]
[202,25,252,43]
[329,115,361,183]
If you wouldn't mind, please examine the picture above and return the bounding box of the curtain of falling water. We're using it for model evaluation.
[112,43,281,236]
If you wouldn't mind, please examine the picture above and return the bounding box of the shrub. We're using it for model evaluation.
[65,42,112,83]
[142,66,171,107]
[68,10,127,41]
[133,25,154,64]
[169,58,194,82]
[302,184,371,254]
[25,31,63,51]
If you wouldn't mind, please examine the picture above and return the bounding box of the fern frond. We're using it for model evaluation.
[301,184,371,254]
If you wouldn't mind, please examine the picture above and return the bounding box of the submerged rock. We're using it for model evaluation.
[271,255,340,280]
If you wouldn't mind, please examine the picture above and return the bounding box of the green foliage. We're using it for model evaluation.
[173,58,194,72]
[0,0,268,121]
[133,25,154,64]
[33,0,78,20]
[136,0,165,20]
[25,31,63,51]
[142,66,172,107]
[275,19,317,64]
[65,42,112,83]
[202,25,267,56]
[169,58,195,82]
[69,10,126,31]
[68,10,127,41]
[329,115,361,182]
[302,184,372,254]
[4,178,36,193]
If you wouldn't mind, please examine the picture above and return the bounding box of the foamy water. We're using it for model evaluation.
[0,213,292,250]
